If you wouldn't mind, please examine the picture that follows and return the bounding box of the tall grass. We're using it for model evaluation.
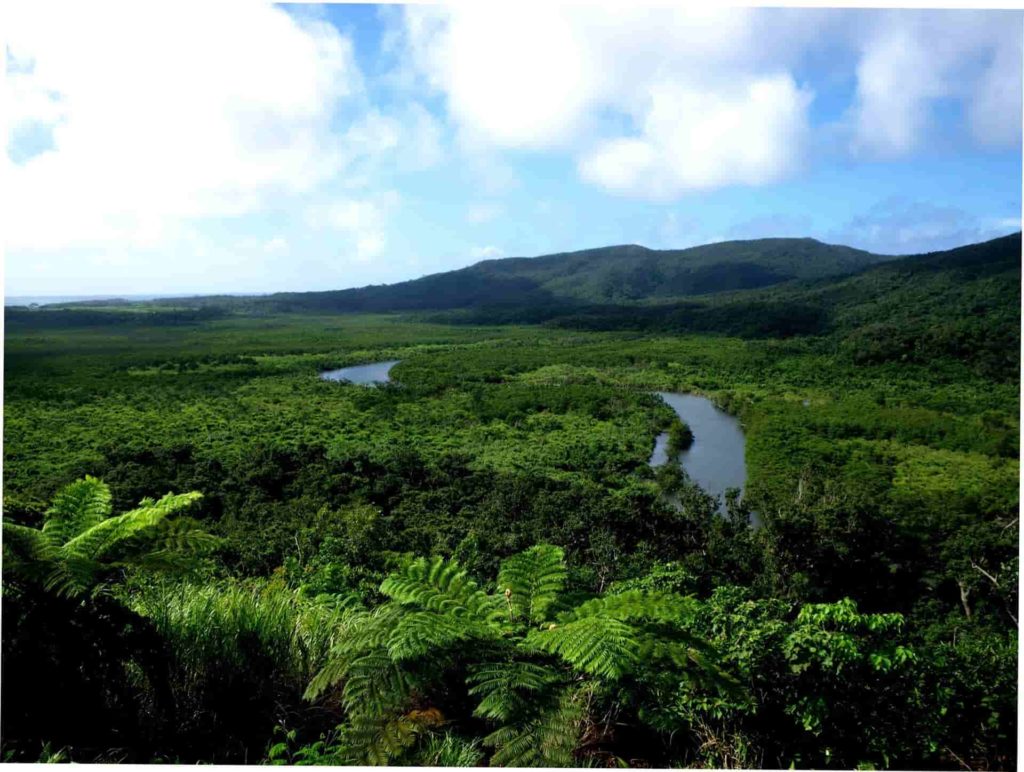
[133,579,353,762]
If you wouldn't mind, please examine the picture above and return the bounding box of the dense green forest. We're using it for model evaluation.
[2,234,1019,767]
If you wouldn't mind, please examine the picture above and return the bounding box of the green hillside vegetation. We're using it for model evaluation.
[2,233,1018,766]
[23,237,889,315]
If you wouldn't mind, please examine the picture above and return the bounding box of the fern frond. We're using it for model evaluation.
[559,588,697,625]
[485,683,588,767]
[2,521,55,585]
[380,556,503,624]
[342,652,414,719]
[41,476,112,547]
[60,491,203,563]
[467,660,560,721]
[385,609,486,661]
[497,544,567,625]
[304,605,400,700]
[526,615,638,679]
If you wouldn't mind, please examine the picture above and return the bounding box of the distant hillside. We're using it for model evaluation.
[185,237,892,314]
[524,232,1021,379]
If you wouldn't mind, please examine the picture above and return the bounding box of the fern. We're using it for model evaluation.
[41,475,112,548]
[304,544,731,767]
[3,478,211,598]
[485,683,590,767]
[497,544,567,624]
[381,555,503,622]
[561,588,698,623]
[527,614,639,679]
[467,660,560,721]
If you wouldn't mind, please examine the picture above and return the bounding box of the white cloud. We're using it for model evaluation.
[4,2,360,252]
[400,7,1021,198]
[400,6,818,198]
[828,197,1020,254]
[851,11,1022,156]
[470,245,504,260]
[466,202,504,224]
[403,5,593,148]
[341,102,444,173]
[580,75,812,199]
[305,192,400,262]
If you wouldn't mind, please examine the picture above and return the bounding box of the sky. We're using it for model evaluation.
[4,2,1023,296]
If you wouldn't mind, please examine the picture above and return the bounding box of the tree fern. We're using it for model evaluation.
[3,477,213,598]
[41,475,112,548]
[381,555,503,622]
[468,660,560,721]
[497,544,567,624]
[305,544,729,767]
[485,682,590,767]
[527,614,639,678]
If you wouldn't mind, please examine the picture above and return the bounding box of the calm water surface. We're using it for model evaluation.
[648,392,747,514]
[320,360,400,385]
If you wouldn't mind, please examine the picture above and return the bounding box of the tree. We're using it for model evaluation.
[304,544,731,766]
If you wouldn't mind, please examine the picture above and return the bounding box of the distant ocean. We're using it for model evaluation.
[4,294,177,306]
[5,293,261,306]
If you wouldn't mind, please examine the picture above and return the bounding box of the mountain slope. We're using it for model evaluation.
[215,237,892,313]
[534,232,1021,379]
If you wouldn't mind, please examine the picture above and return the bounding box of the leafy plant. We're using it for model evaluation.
[305,544,730,766]
[3,476,215,598]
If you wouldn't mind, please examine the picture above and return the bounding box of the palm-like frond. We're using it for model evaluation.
[61,492,203,563]
[1,522,54,585]
[467,660,560,721]
[304,545,731,767]
[40,475,112,548]
[527,614,639,679]
[497,544,567,624]
[484,683,590,767]
[559,588,698,625]
[381,555,504,623]
[3,478,208,598]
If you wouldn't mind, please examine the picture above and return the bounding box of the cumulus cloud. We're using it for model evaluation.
[828,197,1020,254]
[470,245,504,260]
[851,11,1023,156]
[400,7,1021,198]
[5,2,361,252]
[305,192,400,262]
[403,5,593,148]
[579,75,812,199]
[399,6,822,198]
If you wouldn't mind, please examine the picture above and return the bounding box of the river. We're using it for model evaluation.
[320,360,400,385]
[648,391,747,515]
[321,362,748,514]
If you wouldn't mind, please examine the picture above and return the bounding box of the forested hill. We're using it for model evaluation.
[176,237,891,313]
[516,232,1022,379]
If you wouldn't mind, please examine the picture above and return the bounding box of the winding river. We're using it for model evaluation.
[647,391,747,514]
[321,362,747,513]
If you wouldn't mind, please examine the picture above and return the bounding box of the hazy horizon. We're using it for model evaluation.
[6,227,1021,301]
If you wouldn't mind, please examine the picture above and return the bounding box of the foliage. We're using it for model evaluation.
[2,232,1018,766]
[304,545,730,766]
[3,476,214,598]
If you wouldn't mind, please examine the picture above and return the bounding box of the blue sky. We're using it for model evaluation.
[5,3,1022,296]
